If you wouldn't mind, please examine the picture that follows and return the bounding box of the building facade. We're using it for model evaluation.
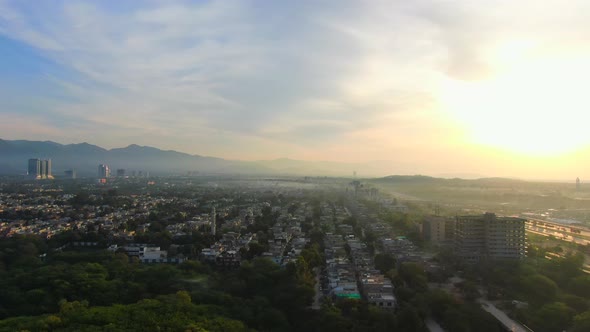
[27,158,52,179]
[455,213,526,262]
[423,216,454,246]
[28,159,40,179]
[98,164,110,178]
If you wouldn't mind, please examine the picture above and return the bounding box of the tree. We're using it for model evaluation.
[569,276,590,298]
[442,307,469,332]
[301,244,322,268]
[559,253,585,279]
[374,253,396,274]
[572,310,590,332]
[396,305,425,331]
[521,274,558,304]
[561,294,589,314]
[458,280,480,301]
[531,302,575,332]
[399,262,428,291]
[246,242,268,259]
[426,289,456,321]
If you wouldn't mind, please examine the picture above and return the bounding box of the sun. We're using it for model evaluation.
[439,45,590,156]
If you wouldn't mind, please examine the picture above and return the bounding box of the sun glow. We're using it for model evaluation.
[439,49,590,156]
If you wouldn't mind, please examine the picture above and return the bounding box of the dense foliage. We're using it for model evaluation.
[0,234,436,332]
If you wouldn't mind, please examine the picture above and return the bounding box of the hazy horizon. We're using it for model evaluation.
[2,1,590,180]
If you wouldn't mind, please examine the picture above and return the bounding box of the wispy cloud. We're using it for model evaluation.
[1,0,590,178]
[0,1,440,151]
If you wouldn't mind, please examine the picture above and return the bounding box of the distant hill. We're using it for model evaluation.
[0,139,390,177]
[371,175,526,187]
[0,139,271,177]
[379,175,439,182]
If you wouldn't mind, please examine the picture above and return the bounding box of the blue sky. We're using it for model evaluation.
[2,0,590,178]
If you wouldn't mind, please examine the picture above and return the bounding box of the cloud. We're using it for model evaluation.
[1,0,590,178]
[0,0,487,160]
[2,0,389,150]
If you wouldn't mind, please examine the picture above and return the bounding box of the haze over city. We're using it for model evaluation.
[4,3,590,331]
[2,0,590,180]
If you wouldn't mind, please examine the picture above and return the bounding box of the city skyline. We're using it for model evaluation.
[5,139,586,181]
[2,1,590,180]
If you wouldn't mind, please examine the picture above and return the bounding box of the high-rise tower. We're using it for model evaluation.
[28,158,41,179]
[42,159,52,179]
[28,158,53,179]
[98,164,111,178]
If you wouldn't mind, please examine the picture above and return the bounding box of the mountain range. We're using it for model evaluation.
[0,139,394,177]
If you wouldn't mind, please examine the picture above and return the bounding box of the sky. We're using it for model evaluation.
[1,0,590,179]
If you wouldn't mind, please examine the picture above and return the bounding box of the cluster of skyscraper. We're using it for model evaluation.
[26,159,151,181]
[97,164,149,182]
[27,158,53,179]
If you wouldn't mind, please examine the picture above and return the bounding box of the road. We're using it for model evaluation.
[311,267,321,310]
[525,218,590,245]
[478,299,532,332]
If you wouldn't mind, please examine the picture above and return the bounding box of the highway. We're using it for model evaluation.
[525,218,590,245]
